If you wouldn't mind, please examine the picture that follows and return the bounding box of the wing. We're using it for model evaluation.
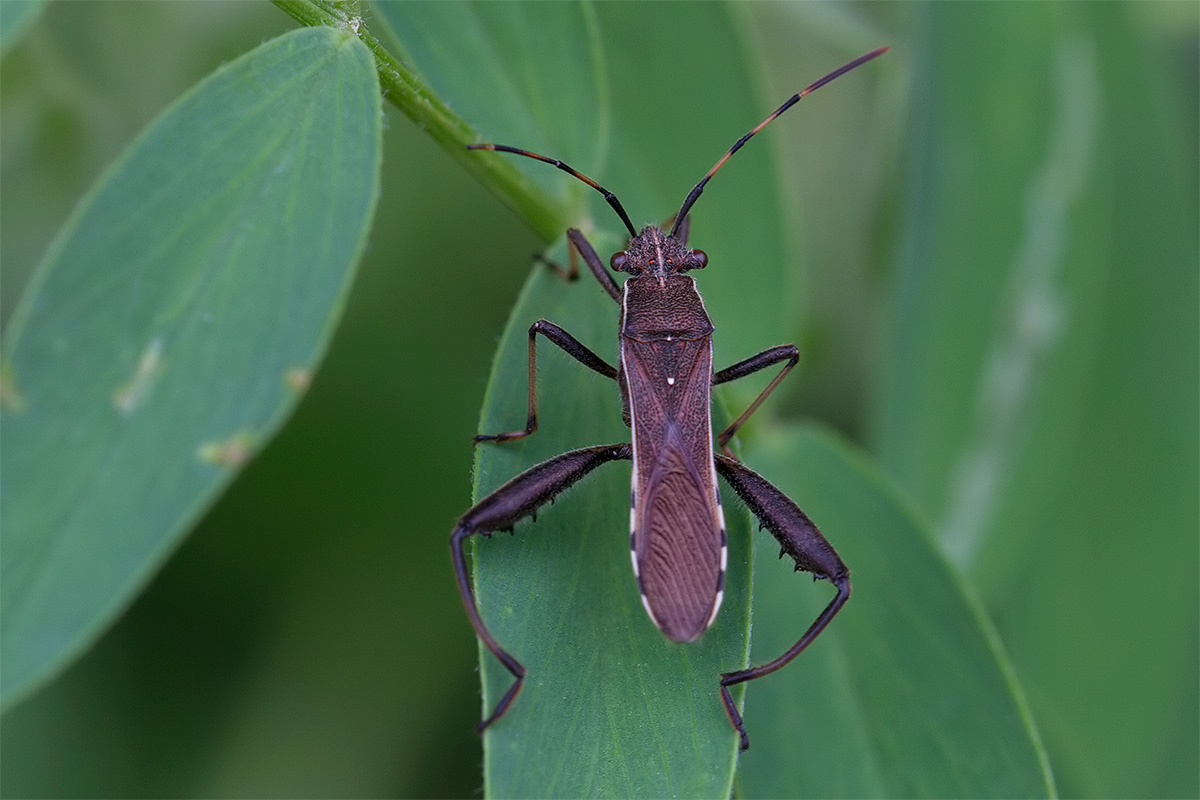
[633,424,725,643]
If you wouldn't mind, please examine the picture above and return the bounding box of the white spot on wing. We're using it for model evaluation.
[641,592,663,630]
[666,377,675,385]
[706,589,724,629]
[629,486,638,577]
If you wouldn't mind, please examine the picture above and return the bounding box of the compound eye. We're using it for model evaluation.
[610,251,628,271]
[689,249,708,269]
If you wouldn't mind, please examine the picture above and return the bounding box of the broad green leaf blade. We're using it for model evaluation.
[986,9,1199,795]
[0,26,382,706]
[472,239,751,798]
[870,5,1198,795]
[737,424,1054,798]
[0,0,43,54]
[874,1,1109,577]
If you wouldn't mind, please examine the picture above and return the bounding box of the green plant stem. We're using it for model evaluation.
[272,0,568,241]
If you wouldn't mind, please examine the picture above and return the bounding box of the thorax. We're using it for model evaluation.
[620,275,714,343]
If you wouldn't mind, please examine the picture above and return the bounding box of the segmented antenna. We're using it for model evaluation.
[670,46,889,237]
[466,144,638,238]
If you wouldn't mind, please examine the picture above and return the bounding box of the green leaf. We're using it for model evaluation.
[869,4,1198,795]
[873,2,1106,575]
[736,424,1054,798]
[0,0,43,54]
[0,26,381,706]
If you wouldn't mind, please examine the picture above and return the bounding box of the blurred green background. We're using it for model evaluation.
[1,2,1195,798]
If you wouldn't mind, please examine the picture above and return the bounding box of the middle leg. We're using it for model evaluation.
[475,319,618,444]
[712,344,799,458]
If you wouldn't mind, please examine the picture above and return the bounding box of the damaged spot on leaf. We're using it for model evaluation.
[0,361,26,413]
[113,338,164,416]
[197,430,256,468]
[285,367,312,392]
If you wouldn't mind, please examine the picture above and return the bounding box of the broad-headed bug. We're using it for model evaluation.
[454,47,888,751]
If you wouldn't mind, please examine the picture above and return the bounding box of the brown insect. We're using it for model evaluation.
[454,47,888,751]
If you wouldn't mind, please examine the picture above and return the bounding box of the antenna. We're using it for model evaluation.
[670,46,889,237]
[466,144,638,238]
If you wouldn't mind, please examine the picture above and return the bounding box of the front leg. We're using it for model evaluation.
[567,228,622,303]
[518,230,623,303]
[713,453,849,751]
[452,443,632,731]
